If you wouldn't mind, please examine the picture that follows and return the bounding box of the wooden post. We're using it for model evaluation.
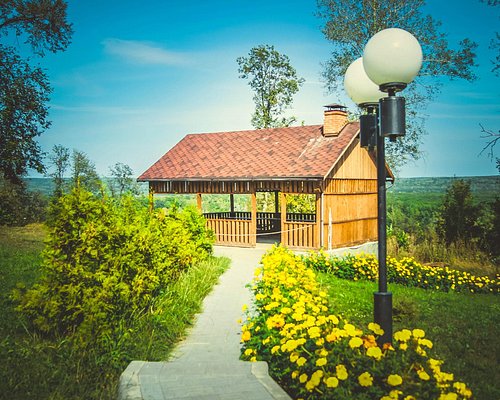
[251,191,257,246]
[196,193,202,212]
[280,192,287,246]
[274,190,279,213]
[315,193,321,249]
[230,193,235,217]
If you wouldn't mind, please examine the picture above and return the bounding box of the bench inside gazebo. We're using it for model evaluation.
[139,105,393,250]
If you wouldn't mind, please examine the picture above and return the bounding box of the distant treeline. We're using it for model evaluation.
[23,177,149,197]
[389,176,499,196]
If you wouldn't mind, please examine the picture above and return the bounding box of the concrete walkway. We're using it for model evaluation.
[117,245,291,400]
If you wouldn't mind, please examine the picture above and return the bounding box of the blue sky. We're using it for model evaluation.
[15,0,500,178]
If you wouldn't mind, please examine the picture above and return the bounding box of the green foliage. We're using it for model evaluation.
[0,224,228,399]
[0,177,47,226]
[0,0,72,184]
[71,150,101,194]
[237,44,304,129]
[14,186,214,348]
[46,144,70,197]
[0,46,50,184]
[317,0,477,169]
[437,180,479,245]
[108,162,139,197]
[287,194,316,214]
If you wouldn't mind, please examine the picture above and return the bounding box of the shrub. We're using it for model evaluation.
[14,186,214,347]
[304,251,498,295]
[0,177,47,226]
[241,246,473,400]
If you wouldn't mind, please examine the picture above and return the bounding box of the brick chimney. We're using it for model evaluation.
[323,104,348,137]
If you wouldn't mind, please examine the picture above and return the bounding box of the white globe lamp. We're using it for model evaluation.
[362,28,423,93]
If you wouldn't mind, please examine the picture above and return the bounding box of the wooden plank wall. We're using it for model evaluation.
[322,141,378,249]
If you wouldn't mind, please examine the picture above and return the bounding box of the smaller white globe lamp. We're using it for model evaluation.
[344,57,386,106]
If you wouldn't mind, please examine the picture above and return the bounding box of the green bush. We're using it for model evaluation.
[14,186,214,347]
[0,177,47,226]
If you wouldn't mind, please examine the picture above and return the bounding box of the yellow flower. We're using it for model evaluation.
[299,373,308,383]
[368,322,384,335]
[241,330,251,342]
[308,326,321,338]
[242,304,248,312]
[387,374,403,386]
[297,357,307,367]
[316,357,327,367]
[271,345,280,354]
[417,370,430,381]
[403,396,416,400]
[412,328,425,338]
[399,343,408,351]
[325,377,339,388]
[244,348,254,356]
[366,346,383,360]
[439,393,458,400]
[358,372,373,387]
[394,329,411,342]
[336,364,348,380]
[291,370,299,379]
[419,338,433,348]
[319,348,328,357]
[290,353,299,363]
[349,336,363,349]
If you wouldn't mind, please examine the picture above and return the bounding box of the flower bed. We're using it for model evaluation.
[303,251,498,294]
[241,246,473,400]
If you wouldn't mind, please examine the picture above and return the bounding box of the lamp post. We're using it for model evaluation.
[344,28,422,345]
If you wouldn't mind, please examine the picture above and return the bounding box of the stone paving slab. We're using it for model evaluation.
[117,245,291,400]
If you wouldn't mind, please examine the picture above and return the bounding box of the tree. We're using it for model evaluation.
[237,45,305,129]
[317,0,477,169]
[480,0,500,75]
[108,162,138,197]
[0,48,51,184]
[47,144,70,197]
[0,0,72,184]
[71,150,101,194]
[437,180,479,245]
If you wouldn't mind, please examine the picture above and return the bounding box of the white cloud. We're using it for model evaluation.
[102,38,190,66]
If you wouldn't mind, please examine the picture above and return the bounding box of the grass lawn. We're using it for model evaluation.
[0,224,229,399]
[318,273,500,400]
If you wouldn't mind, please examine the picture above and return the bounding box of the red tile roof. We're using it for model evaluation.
[138,122,360,181]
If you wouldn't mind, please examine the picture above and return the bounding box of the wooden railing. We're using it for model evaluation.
[282,221,317,249]
[205,218,254,247]
[203,212,317,248]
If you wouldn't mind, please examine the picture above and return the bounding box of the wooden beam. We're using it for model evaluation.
[251,191,257,246]
[280,192,287,246]
[230,193,235,216]
[315,193,321,249]
[196,193,202,212]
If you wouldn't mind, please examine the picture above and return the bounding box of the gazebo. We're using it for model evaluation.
[138,105,392,249]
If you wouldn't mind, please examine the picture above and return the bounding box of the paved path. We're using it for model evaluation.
[118,245,291,400]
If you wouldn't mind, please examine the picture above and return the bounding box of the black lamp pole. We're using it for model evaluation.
[374,114,392,346]
[344,27,422,347]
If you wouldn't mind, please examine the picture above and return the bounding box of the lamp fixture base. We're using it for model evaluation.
[379,82,407,94]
